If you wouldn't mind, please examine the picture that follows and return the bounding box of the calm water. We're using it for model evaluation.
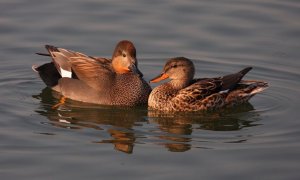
[1,0,300,179]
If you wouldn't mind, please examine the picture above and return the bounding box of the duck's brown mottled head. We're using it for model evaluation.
[112,40,142,76]
[150,57,195,83]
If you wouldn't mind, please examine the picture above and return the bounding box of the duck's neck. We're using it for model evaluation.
[168,79,192,90]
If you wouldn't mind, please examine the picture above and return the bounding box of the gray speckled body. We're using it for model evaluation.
[55,73,151,106]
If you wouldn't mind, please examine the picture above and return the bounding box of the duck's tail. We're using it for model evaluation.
[33,45,75,90]
[32,63,61,88]
[220,67,253,91]
[36,52,50,56]
[225,80,269,107]
[239,67,252,77]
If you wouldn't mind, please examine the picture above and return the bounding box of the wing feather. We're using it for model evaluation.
[45,45,114,91]
[69,57,114,91]
[173,79,223,104]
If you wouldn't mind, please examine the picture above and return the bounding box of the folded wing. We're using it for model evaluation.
[174,79,223,104]
[45,45,114,91]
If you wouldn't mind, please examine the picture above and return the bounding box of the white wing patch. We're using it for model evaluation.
[219,89,229,94]
[60,67,72,78]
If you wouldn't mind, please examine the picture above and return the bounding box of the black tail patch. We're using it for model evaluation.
[34,62,61,87]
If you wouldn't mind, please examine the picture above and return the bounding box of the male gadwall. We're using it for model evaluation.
[148,57,268,111]
[33,40,151,106]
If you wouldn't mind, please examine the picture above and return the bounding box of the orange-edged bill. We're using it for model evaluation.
[150,73,169,83]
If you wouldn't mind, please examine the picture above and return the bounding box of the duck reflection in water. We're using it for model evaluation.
[33,87,261,153]
[148,103,259,152]
[33,88,144,154]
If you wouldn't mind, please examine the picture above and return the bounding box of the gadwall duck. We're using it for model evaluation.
[33,40,151,106]
[148,57,268,111]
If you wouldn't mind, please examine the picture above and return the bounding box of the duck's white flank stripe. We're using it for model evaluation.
[219,89,229,94]
[60,68,72,78]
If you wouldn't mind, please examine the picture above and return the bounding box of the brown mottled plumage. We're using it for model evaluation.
[148,57,268,111]
[33,40,151,106]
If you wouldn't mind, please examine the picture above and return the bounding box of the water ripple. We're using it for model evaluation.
[1,0,300,178]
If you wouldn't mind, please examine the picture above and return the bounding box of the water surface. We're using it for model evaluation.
[1,0,300,179]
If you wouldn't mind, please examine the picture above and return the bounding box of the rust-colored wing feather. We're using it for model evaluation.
[44,45,115,91]
[45,45,94,76]
[69,56,114,91]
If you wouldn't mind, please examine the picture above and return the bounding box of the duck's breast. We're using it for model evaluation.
[112,74,151,106]
[148,84,177,111]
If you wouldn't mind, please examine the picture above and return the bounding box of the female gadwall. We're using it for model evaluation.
[33,40,151,106]
[148,57,268,111]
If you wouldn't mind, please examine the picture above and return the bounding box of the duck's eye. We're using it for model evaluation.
[122,53,126,57]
